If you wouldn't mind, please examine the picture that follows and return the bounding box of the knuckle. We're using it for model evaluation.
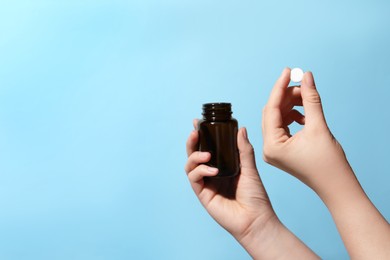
[304,91,321,104]
[187,168,194,178]
[187,171,196,182]
[243,144,255,157]
[184,163,190,174]
[188,165,205,182]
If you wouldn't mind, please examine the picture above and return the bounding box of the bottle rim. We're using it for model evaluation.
[202,102,232,120]
[202,102,231,108]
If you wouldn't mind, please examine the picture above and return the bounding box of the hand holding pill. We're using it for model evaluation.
[262,68,390,259]
[262,68,349,189]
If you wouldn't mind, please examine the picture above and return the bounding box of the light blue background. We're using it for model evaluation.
[0,0,389,259]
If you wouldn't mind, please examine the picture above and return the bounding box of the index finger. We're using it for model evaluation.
[263,68,291,138]
[267,67,291,109]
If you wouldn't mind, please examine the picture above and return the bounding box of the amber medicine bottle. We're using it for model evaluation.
[197,103,240,178]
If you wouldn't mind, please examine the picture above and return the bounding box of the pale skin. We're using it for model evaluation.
[185,121,319,259]
[262,68,390,259]
[185,68,390,258]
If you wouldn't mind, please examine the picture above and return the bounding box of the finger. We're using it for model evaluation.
[301,72,327,127]
[286,86,303,106]
[185,151,211,174]
[281,86,303,115]
[187,165,219,195]
[262,105,283,138]
[267,68,291,109]
[263,68,291,137]
[283,109,305,126]
[193,118,199,130]
[186,130,199,157]
[237,127,257,170]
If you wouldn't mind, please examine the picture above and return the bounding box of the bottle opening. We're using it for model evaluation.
[202,103,232,121]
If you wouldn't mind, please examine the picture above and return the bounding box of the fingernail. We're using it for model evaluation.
[193,118,199,130]
[207,167,218,173]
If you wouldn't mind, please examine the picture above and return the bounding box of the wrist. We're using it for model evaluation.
[235,212,281,259]
[236,213,319,259]
[309,164,362,206]
[310,166,390,258]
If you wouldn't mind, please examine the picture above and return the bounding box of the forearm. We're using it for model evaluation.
[314,167,390,259]
[238,216,319,259]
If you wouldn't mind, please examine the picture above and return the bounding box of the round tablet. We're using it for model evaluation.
[290,68,304,83]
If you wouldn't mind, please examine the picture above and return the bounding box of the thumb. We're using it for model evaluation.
[301,71,327,127]
[237,127,257,170]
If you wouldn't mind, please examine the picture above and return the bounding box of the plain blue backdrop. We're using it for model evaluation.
[0,0,389,259]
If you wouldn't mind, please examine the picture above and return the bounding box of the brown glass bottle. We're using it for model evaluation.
[197,103,240,178]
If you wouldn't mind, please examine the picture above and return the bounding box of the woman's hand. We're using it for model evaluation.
[185,121,274,243]
[185,120,318,259]
[262,68,390,259]
[262,68,351,192]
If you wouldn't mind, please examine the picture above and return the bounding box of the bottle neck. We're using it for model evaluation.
[202,103,233,121]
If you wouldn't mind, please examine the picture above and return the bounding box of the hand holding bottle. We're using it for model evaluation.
[185,120,318,259]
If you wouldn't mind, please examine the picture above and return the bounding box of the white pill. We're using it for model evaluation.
[290,68,304,83]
